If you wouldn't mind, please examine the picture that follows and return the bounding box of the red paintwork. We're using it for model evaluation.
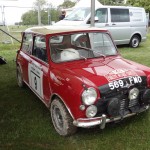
[16,27,150,120]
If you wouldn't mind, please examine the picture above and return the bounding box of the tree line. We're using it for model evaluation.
[21,0,76,25]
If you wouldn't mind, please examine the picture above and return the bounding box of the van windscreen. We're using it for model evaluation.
[64,7,90,21]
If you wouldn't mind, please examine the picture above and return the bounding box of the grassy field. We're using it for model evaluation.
[0,28,150,150]
[0,25,32,44]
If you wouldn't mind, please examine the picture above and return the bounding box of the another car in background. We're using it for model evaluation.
[55,6,147,48]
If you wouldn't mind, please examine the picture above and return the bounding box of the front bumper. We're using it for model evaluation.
[73,105,149,128]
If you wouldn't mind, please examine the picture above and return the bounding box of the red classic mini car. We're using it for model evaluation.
[16,26,150,136]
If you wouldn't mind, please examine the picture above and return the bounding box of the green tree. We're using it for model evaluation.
[50,8,59,22]
[21,0,60,25]
[21,10,38,25]
[127,0,150,12]
[58,0,75,9]
[98,0,124,5]
[21,8,60,25]
[33,0,47,10]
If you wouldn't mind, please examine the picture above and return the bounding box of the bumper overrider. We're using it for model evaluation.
[73,105,149,128]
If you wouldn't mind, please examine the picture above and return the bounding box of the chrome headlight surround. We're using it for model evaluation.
[82,87,97,105]
[128,88,139,100]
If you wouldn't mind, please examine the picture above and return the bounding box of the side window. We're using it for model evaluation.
[111,8,130,22]
[22,33,33,54]
[95,8,108,23]
[32,36,48,63]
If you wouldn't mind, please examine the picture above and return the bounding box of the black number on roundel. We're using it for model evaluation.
[34,76,37,90]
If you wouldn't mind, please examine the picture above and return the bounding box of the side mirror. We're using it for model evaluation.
[94,16,99,22]
[87,16,99,24]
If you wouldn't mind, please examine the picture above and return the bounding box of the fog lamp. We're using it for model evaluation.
[86,105,97,118]
[128,88,139,100]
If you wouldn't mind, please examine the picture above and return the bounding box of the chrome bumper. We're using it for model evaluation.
[73,105,149,128]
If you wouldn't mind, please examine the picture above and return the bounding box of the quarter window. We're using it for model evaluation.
[111,8,130,22]
[22,33,33,54]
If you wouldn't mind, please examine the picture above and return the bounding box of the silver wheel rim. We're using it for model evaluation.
[132,38,139,47]
[52,105,64,131]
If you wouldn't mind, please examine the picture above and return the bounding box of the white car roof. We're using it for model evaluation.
[24,26,107,35]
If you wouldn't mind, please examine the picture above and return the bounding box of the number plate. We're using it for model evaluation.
[108,76,142,90]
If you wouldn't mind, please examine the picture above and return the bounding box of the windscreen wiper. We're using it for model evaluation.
[76,46,106,59]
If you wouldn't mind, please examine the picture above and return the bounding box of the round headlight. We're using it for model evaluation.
[128,88,139,100]
[86,105,97,118]
[82,87,97,105]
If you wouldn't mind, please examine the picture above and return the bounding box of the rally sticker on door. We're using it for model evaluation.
[28,63,43,99]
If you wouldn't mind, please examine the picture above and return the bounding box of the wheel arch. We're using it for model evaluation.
[130,33,142,42]
[49,93,75,120]
[16,62,23,73]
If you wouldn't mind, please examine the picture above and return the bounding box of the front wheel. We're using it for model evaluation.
[129,35,140,48]
[50,98,77,136]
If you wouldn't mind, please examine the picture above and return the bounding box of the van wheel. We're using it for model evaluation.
[17,66,24,87]
[130,35,140,48]
[50,98,77,136]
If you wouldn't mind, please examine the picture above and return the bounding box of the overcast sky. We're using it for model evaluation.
[0,0,65,25]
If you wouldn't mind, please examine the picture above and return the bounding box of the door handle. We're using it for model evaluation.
[112,23,116,25]
[105,24,109,26]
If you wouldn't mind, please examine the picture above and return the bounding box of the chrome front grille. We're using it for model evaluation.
[129,99,138,108]
[120,98,139,111]
[120,99,126,110]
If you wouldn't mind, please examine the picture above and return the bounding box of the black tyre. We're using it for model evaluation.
[50,98,77,136]
[17,66,24,88]
[129,35,140,48]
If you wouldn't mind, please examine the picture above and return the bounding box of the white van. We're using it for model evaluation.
[55,6,147,48]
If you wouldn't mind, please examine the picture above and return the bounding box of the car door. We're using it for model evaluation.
[108,8,131,45]
[28,35,51,103]
[94,8,111,33]
[19,33,33,83]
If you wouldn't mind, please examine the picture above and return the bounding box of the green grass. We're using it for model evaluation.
[0,31,150,150]
[118,33,150,67]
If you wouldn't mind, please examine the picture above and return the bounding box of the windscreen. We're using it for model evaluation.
[64,7,90,21]
[49,32,117,63]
